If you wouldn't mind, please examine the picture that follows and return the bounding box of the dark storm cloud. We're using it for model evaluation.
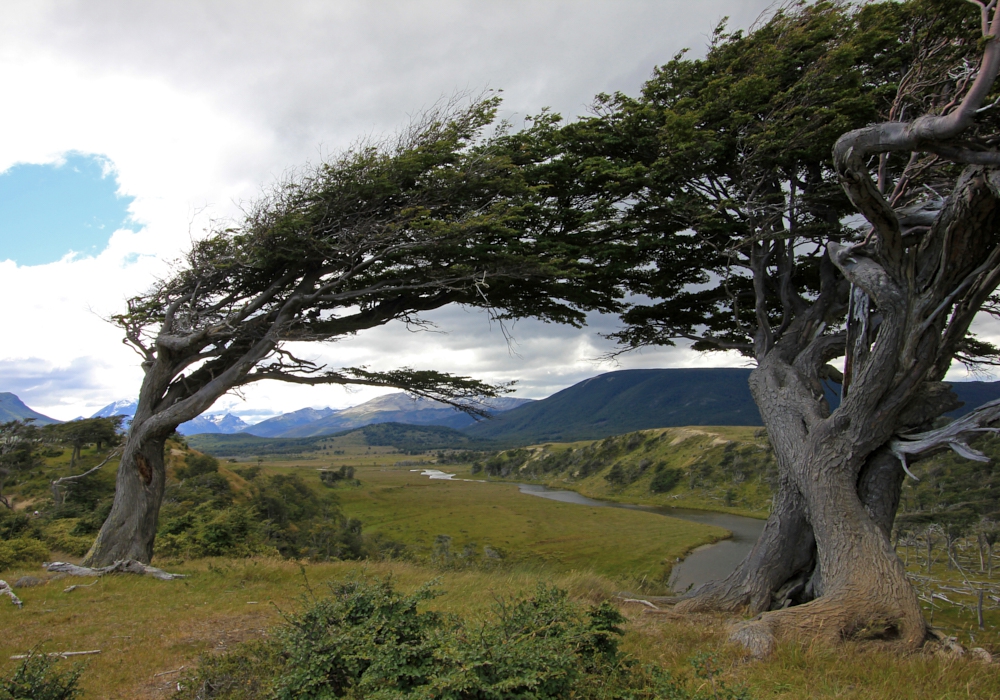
[22,1,776,160]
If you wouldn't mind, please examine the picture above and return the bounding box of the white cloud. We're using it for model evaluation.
[0,0,780,419]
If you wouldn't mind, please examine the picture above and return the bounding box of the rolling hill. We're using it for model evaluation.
[463,368,1000,445]
[189,421,496,457]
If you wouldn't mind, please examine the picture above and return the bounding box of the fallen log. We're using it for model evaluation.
[10,650,100,660]
[44,560,186,581]
[0,581,22,608]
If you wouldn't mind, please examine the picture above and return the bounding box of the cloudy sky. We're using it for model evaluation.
[8,0,975,423]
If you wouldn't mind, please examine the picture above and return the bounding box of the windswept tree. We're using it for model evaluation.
[529,0,1000,653]
[45,416,124,467]
[85,96,616,567]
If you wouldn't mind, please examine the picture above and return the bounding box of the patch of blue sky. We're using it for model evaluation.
[0,152,139,266]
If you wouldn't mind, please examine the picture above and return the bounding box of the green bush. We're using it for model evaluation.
[157,504,271,559]
[0,510,34,540]
[41,520,92,557]
[177,453,220,479]
[175,577,719,700]
[650,467,683,494]
[0,653,82,700]
[0,538,50,571]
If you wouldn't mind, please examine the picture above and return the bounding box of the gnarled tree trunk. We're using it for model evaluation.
[82,430,168,566]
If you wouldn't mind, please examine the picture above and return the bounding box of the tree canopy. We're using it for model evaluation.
[84,95,620,566]
[516,0,1000,654]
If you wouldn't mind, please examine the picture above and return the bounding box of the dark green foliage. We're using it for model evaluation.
[156,468,366,561]
[0,653,82,700]
[0,420,41,509]
[175,577,713,700]
[605,459,653,487]
[251,474,363,561]
[480,449,531,477]
[319,466,355,486]
[173,641,282,700]
[42,417,124,466]
[232,465,262,481]
[898,432,1000,532]
[650,466,683,494]
[0,509,33,540]
[177,453,220,479]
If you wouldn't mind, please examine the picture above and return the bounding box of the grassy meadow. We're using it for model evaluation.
[331,466,727,584]
[1,556,999,699]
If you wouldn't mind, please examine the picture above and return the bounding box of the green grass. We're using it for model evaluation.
[0,558,621,699]
[333,466,727,586]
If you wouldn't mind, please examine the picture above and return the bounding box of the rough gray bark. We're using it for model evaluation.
[669,4,1000,655]
[83,432,167,566]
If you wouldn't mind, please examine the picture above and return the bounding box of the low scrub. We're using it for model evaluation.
[0,653,82,700]
[175,576,749,700]
[0,538,48,571]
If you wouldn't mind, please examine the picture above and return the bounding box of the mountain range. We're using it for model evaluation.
[11,368,1000,445]
[87,393,533,437]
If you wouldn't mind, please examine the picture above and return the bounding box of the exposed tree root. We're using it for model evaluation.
[724,594,926,658]
[44,559,186,581]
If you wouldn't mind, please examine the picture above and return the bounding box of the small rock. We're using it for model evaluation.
[13,576,45,588]
[970,647,993,664]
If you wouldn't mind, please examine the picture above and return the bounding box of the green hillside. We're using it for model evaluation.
[0,392,59,425]
[464,368,761,445]
[472,425,777,517]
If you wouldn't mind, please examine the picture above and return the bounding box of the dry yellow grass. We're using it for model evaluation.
[1,557,998,699]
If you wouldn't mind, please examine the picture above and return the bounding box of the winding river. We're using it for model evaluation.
[414,469,765,593]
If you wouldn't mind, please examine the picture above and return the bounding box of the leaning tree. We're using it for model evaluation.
[527,0,1000,653]
[84,96,616,567]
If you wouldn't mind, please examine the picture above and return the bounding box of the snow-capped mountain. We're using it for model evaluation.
[176,413,250,435]
[90,400,248,435]
[90,399,138,419]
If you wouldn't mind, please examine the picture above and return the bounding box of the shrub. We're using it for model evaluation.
[0,510,33,540]
[0,538,50,571]
[0,653,82,700]
[41,520,92,557]
[650,467,683,494]
[177,453,220,480]
[175,577,711,700]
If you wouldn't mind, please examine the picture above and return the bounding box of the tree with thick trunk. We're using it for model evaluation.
[84,96,618,567]
[528,0,1000,653]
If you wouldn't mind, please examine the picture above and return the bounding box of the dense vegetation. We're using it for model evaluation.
[0,420,373,567]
